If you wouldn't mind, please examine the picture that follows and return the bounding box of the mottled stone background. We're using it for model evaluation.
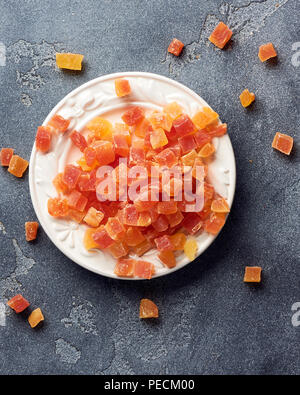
[0,0,299,375]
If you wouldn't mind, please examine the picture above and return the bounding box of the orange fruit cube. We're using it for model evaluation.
[70,131,87,152]
[168,38,184,56]
[134,260,155,279]
[140,299,159,318]
[125,227,145,246]
[7,294,30,313]
[148,110,172,132]
[1,148,14,166]
[166,211,184,228]
[48,197,69,217]
[35,126,52,153]
[198,142,215,158]
[94,141,115,166]
[209,22,233,49]
[192,107,219,130]
[8,155,29,178]
[211,198,230,213]
[83,228,100,250]
[115,78,131,97]
[164,102,183,120]
[108,241,129,259]
[114,258,135,277]
[244,266,262,283]
[184,238,198,261]
[131,239,153,256]
[84,207,104,227]
[56,52,84,71]
[47,114,70,133]
[122,106,145,126]
[258,43,277,62]
[28,308,44,328]
[86,117,113,141]
[272,132,293,155]
[240,89,255,108]
[158,250,176,268]
[170,233,186,251]
[25,222,39,241]
[105,217,125,240]
[53,173,70,194]
[204,212,226,235]
[150,128,168,149]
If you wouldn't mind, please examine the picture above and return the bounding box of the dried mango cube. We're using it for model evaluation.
[67,190,88,212]
[211,198,230,213]
[92,226,115,249]
[25,222,39,241]
[94,141,116,166]
[48,197,69,217]
[258,43,277,62]
[182,213,202,235]
[272,132,293,155]
[209,22,232,49]
[63,165,81,189]
[194,130,212,148]
[67,209,85,224]
[166,211,184,228]
[114,258,135,277]
[122,106,145,126]
[204,212,226,235]
[164,102,183,121]
[134,260,155,279]
[132,239,152,256]
[168,38,184,56]
[158,250,176,268]
[28,308,44,328]
[181,149,197,166]
[150,128,168,149]
[134,118,152,138]
[113,134,129,157]
[156,148,178,168]
[108,241,129,259]
[152,215,169,232]
[105,217,125,240]
[84,207,104,227]
[35,126,52,153]
[178,134,196,154]
[184,238,198,261]
[125,227,145,246]
[7,294,30,313]
[115,78,131,97]
[53,173,70,195]
[157,201,178,215]
[198,142,215,158]
[148,110,172,132]
[48,114,70,133]
[1,148,14,166]
[244,266,262,283]
[56,52,84,71]
[8,155,29,178]
[192,107,219,130]
[86,117,113,141]
[84,228,100,250]
[240,89,255,108]
[170,233,186,251]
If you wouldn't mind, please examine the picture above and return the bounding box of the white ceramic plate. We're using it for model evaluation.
[29,72,236,279]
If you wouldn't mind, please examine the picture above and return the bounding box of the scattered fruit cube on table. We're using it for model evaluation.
[8,155,29,177]
[209,22,232,49]
[1,148,14,166]
[272,132,293,155]
[258,43,277,62]
[56,52,84,71]
[244,266,262,283]
[140,299,159,319]
[168,38,184,56]
[28,308,44,328]
[240,89,255,108]
[7,294,30,313]
[25,222,39,241]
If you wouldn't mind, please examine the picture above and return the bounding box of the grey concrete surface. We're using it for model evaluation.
[0,0,299,375]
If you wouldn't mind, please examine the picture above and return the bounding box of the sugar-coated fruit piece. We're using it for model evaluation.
[132,239,153,256]
[170,233,186,251]
[204,212,226,235]
[258,43,277,62]
[208,123,227,138]
[164,102,183,121]
[272,132,293,155]
[67,190,88,212]
[244,266,262,283]
[35,126,52,153]
[178,134,196,154]
[184,238,198,261]
[67,209,85,224]
[158,250,176,268]
[105,217,125,240]
[87,117,113,141]
[152,215,169,232]
[63,164,81,189]
[48,197,69,217]
[70,131,88,152]
[172,114,195,137]
[168,38,184,56]
[7,294,30,313]
[134,118,152,138]
[240,89,255,108]
[92,226,115,249]
[84,228,100,250]
[181,149,197,166]
[1,148,14,166]
[115,78,131,97]
[182,213,203,235]
[94,141,116,166]
[114,258,135,277]
[211,198,230,213]
[198,142,215,158]
[192,107,219,130]
[113,134,129,157]
[122,106,145,126]
[156,148,178,168]
[28,308,44,328]
[56,52,84,71]
[134,260,155,279]
[8,155,29,178]
[53,173,70,195]
[167,210,184,227]
[25,222,39,241]
[154,235,174,251]
[125,227,145,246]
[140,299,159,319]
[84,147,97,167]
[84,207,104,227]
[148,111,172,132]
[209,22,232,49]
[157,201,178,215]
[150,128,168,149]
[48,114,70,133]
[108,241,129,259]
[194,130,212,148]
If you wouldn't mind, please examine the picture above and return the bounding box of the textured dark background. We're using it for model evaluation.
[0,0,299,375]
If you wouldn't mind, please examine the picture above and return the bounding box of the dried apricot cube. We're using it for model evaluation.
[181,149,197,166]
[158,250,176,268]
[240,89,255,108]
[172,114,195,137]
[134,118,152,138]
[67,209,85,223]
[56,52,84,71]
[113,134,129,157]
[192,107,219,130]
[84,147,97,167]
[258,43,277,62]
[7,294,30,313]
[28,308,44,328]
[152,215,169,232]
[122,106,145,126]
[156,148,178,168]
[272,132,293,155]
[166,210,184,228]
[63,165,81,189]
[25,222,39,241]
[114,258,135,277]
[168,38,184,56]
[86,117,113,141]
[70,131,88,152]
[48,197,69,217]
[134,260,155,279]
[148,110,172,132]
[8,155,29,178]
[53,173,70,194]
[164,102,183,121]
[208,123,227,138]
[92,226,115,249]
[1,148,14,166]
[35,126,52,153]
[123,205,139,226]
[184,238,198,261]
[84,207,104,227]
[48,114,70,133]
[157,201,178,215]
[115,78,131,97]
[244,266,262,283]
[140,299,159,318]
[211,198,230,213]
[209,22,232,49]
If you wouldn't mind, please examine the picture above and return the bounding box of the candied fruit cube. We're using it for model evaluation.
[67,209,85,223]
[164,102,183,121]
[48,114,70,133]
[1,148,14,166]
[8,155,29,178]
[134,260,155,279]
[211,197,230,213]
[67,190,88,212]
[53,173,70,194]
[152,215,169,232]
[240,89,255,108]
[172,114,195,137]
[158,250,176,268]
[272,132,293,155]
[157,201,178,215]
[198,142,215,158]
[208,123,227,138]
[84,207,104,227]
[182,213,203,235]
[150,128,168,149]
[181,150,197,166]
[156,148,178,168]
[108,241,129,259]
[134,118,152,138]
[115,78,131,97]
[94,141,116,166]
[168,38,184,56]
[132,239,153,256]
[7,294,30,313]
[113,134,129,157]
[129,147,145,164]
[25,222,39,242]
[56,52,84,71]
[194,130,212,148]
[167,210,184,227]
[184,238,198,261]
[178,134,196,154]
[114,123,131,144]
[209,22,232,49]
[148,110,172,132]
[28,308,44,328]
[204,212,226,235]
[258,43,277,62]
[105,217,126,240]
[70,131,88,152]
[122,106,145,126]
[192,107,219,130]
[125,227,145,246]
[93,226,115,249]
[170,233,186,250]
[114,258,135,277]
[84,147,97,167]
[84,228,100,250]
[35,126,52,153]
[154,235,173,251]
[123,205,139,226]
[140,299,159,318]
[244,266,262,283]
[87,117,113,141]
[63,165,81,189]
[48,197,69,217]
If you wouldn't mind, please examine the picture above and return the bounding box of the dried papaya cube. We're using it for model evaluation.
[53,173,70,194]
[182,213,202,235]
[35,126,52,153]
[207,123,227,138]
[84,207,104,227]
[194,130,212,148]
[184,238,198,261]
[114,258,135,277]
[134,260,155,279]
[70,131,88,152]
[25,222,39,241]
[244,267,262,283]
[84,147,97,167]
[92,225,115,249]
[105,217,126,240]
[192,107,219,130]
[132,239,153,256]
[154,235,173,251]
[84,228,100,250]
[28,308,44,328]
[258,43,277,62]
[137,212,152,227]
[209,22,232,49]
[108,241,129,259]
[86,117,113,141]
[77,156,99,172]
[48,114,70,133]
[181,150,197,167]
[1,148,14,166]
[150,128,168,149]
[163,102,183,121]
[134,118,152,138]
[124,227,145,246]
[67,190,88,212]
[172,114,195,137]
[170,233,186,250]
[152,215,169,232]
[166,210,184,227]
[211,197,230,213]
[156,148,178,168]
[7,294,30,313]
[122,106,145,126]
[148,110,172,132]
[178,134,196,154]
[123,205,139,226]
[204,212,226,235]
[48,197,69,217]
[94,141,116,166]
[158,250,176,268]
[129,147,145,164]
[114,123,131,144]
[67,209,85,223]
[8,155,29,178]
[63,165,81,189]
[115,78,131,97]
[198,142,215,158]
[272,132,293,155]
[168,38,184,56]
[113,134,129,157]
[240,89,255,108]
[140,298,159,318]
[157,201,178,215]
[56,52,84,71]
